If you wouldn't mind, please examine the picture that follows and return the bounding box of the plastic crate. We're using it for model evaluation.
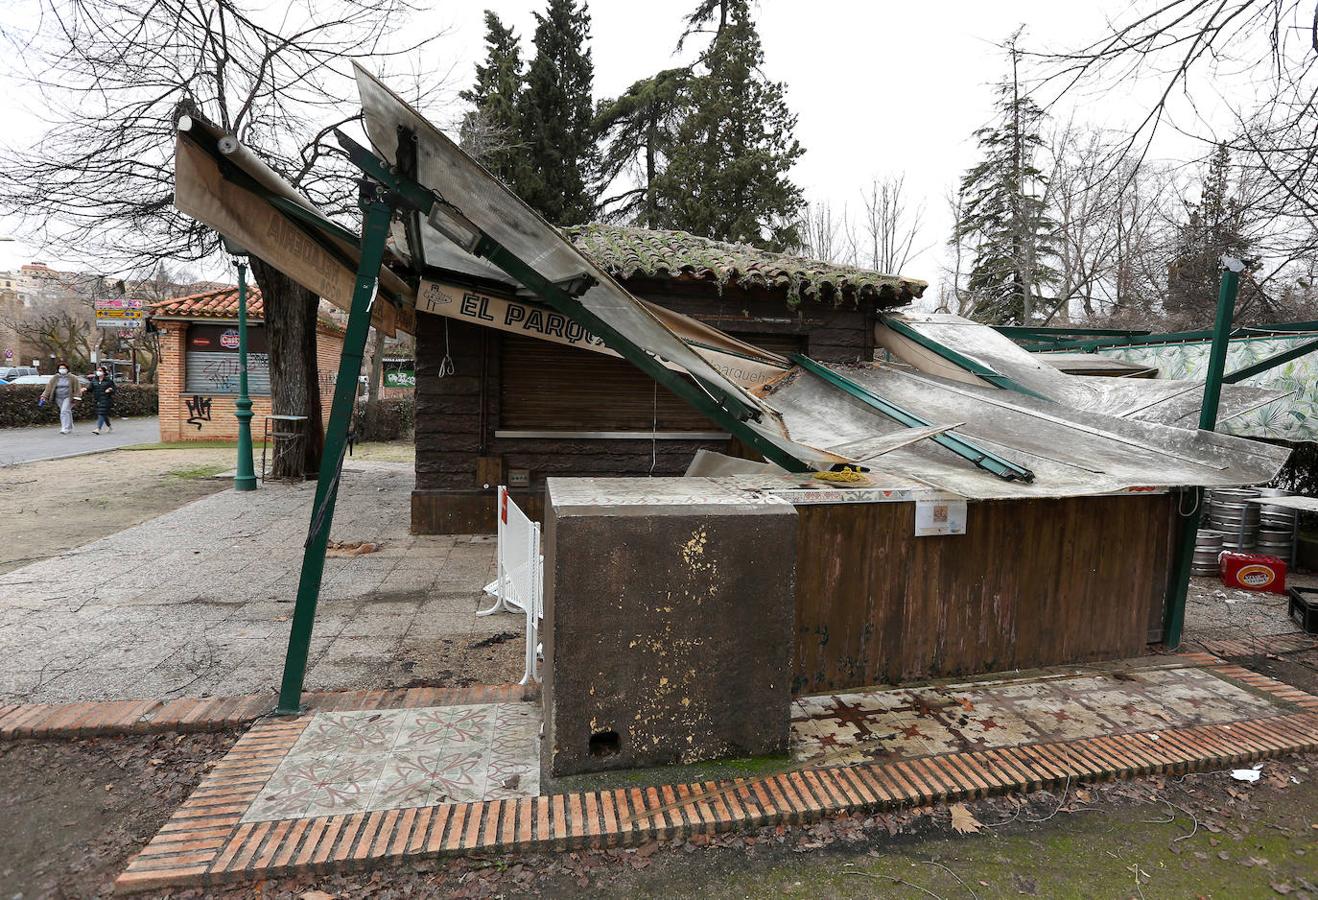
[1289,586,1318,634]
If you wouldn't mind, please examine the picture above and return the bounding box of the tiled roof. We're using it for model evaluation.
[149,287,264,319]
[565,223,927,306]
[151,224,927,320]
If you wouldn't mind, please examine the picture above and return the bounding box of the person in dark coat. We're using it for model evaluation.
[88,366,116,434]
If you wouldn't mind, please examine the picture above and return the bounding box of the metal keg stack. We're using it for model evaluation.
[1191,528,1224,576]
[1206,488,1261,552]
[1255,488,1298,564]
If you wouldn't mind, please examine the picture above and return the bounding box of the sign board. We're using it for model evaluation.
[383,369,415,388]
[416,279,788,388]
[173,136,408,337]
[914,499,967,536]
[95,297,145,328]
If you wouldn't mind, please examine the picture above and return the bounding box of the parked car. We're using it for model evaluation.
[0,366,37,381]
[3,374,88,387]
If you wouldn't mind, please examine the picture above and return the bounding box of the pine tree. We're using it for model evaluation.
[1167,142,1253,320]
[459,12,526,188]
[517,0,599,225]
[953,36,1057,325]
[595,68,690,227]
[654,0,804,251]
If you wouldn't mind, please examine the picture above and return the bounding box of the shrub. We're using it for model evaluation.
[0,383,159,428]
[353,397,415,442]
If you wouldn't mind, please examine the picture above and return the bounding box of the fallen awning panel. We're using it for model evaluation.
[762,362,1291,500]
[876,312,1286,429]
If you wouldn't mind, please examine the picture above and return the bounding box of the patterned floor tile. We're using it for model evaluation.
[790,663,1294,766]
[241,701,540,823]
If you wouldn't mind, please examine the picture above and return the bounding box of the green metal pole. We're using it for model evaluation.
[1163,257,1243,649]
[276,186,394,715]
[233,259,257,492]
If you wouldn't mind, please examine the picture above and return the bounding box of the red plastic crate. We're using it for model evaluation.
[1219,551,1288,595]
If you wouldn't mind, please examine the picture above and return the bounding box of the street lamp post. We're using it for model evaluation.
[229,246,257,492]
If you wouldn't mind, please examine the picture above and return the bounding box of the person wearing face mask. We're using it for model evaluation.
[88,366,116,434]
[38,361,83,434]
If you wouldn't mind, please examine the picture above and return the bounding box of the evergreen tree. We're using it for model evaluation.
[459,12,526,188]
[953,37,1057,325]
[1167,142,1253,320]
[654,0,804,251]
[517,0,599,225]
[594,68,690,227]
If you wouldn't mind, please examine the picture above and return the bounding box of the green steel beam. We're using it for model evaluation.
[1221,337,1318,384]
[1163,261,1243,652]
[789,353,1035,483]
[1020,318,1318,353]
[276,185,395,715]
[881,316,1051,401]
[1198,264,1242,432]
[333,129,811,472]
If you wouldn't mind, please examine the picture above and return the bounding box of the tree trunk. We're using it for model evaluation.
[369,328,384,401]
[249,257,324,478]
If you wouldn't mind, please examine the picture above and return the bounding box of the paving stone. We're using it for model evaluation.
[0,462,509,704]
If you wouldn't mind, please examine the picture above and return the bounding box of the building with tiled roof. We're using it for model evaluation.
[148,287,345,445]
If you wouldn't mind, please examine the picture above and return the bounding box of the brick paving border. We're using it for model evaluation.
[0,685,531,741]
[1189,632,1316,660]
[113,655,1318,893]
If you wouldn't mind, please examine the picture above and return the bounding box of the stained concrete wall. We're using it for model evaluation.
[541,478,798,779]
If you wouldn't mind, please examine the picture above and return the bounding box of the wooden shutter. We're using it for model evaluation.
[499,335,717,432]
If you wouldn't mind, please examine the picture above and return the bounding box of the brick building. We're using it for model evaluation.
[149,288,345,443]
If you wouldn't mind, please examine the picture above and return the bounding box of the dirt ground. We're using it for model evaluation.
[0,442,416,575]
[0,448,232,575]
[1,730,1310,899]
[0,731,237,898]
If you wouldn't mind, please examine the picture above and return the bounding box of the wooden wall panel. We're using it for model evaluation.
[792,494,1176,693]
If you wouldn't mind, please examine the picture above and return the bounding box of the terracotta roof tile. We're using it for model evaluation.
[565,224,927,306]
[149,287,264,320]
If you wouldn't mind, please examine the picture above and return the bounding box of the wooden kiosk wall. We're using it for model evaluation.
[791,493,1177,694]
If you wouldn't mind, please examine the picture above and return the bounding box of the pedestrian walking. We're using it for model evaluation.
[38,362,83,434]
[88,366,116,434]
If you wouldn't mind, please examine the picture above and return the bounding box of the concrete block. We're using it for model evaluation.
[542,478,798,779]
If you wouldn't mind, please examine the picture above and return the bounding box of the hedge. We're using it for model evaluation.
[354,397,415,442]
[0,383,159,428]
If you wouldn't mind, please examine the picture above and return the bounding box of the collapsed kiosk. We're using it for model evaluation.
[172,68,1292,779]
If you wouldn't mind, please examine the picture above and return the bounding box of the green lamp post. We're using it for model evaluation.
[225,239,258,492]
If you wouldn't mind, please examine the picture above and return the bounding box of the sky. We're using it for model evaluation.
[0,1,1231,280]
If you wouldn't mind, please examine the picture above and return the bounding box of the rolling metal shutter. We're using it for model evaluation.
[499,335,716,432]
[184,324,271,396]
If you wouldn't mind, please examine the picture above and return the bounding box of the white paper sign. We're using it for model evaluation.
[914,499,967,536]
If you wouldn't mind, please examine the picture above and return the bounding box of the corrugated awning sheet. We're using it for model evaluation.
[763,363,1291,499]
[878,312,1285,428]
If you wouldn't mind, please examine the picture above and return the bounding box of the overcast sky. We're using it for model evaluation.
[0,1,1227,279]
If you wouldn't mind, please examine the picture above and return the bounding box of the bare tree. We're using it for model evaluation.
[940,188,976,316]
[0,0,446,474]
[1032,1,1318,292]
[860,175,926,275]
